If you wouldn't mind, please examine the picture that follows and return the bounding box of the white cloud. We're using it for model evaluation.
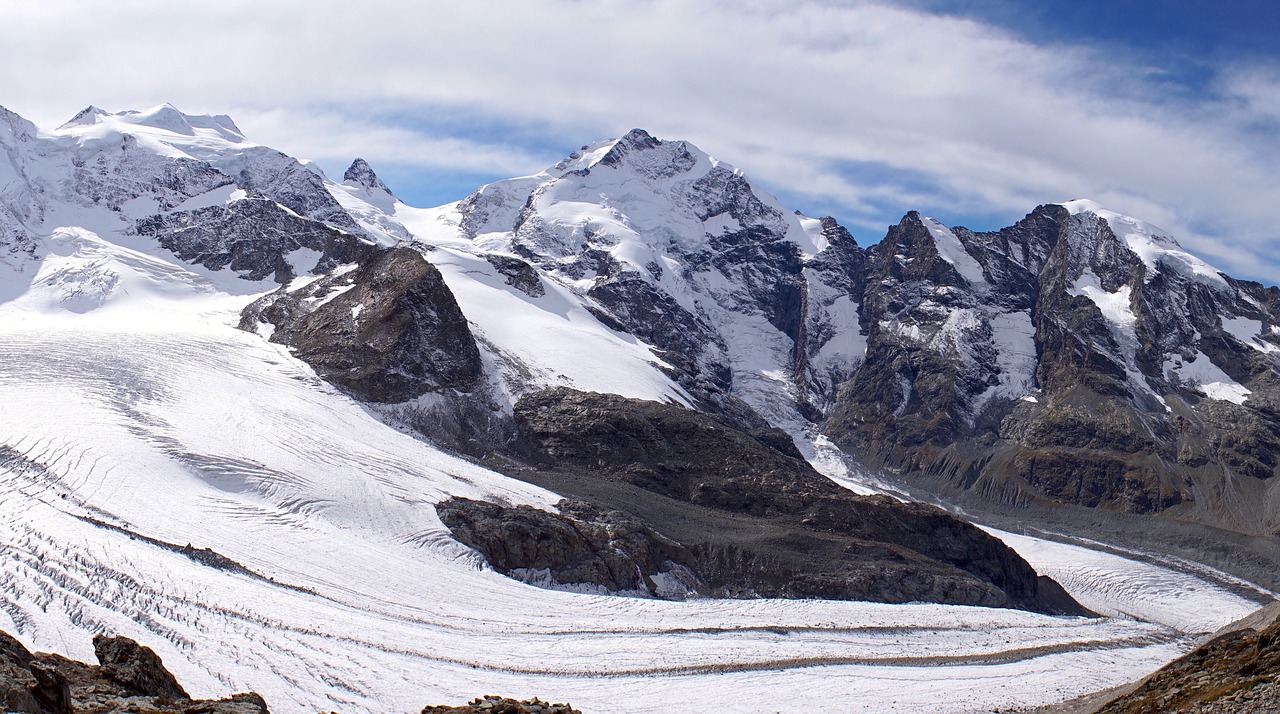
[4,0,1278,281]
[229,107,555,178]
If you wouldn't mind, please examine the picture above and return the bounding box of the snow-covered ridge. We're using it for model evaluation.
[58,103,245,143]
[1060,198,1229,288]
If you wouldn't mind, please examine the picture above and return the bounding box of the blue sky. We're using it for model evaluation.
[914,1,1277,55]
[4,1,1279,283]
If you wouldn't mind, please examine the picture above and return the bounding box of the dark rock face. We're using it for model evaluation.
[587,275,731,393]
[824,205,1280,535]
[486,255,545,297]
[457,388,1085,614]
[242,245,483,402]
[0,630,47,714]
[136,197,367,282]
[0,629,267,714]
[438,497,701,597]
[343,157,394,197]
[93,635,189,701]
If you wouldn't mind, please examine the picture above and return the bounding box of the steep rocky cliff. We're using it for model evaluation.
[824,204,1280,536]
[445,388,1085,614]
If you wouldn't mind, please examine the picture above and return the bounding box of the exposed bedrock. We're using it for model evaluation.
[442,388,1086,615]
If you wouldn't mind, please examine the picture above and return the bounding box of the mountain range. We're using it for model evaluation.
[0,103,1275,712]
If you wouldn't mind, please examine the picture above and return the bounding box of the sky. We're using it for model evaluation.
[2,0,1279,284]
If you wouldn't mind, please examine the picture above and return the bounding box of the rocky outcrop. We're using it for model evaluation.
[343,158,394,197]
[1095,603,1280,713]
[0,630,267,714]
[438,497,701,597]
[241,245,483,402]
[457,388,1086,614]
[135,196,368,282]
[94,635,190,701]
[422,695,581,714]
[486,255,545,298]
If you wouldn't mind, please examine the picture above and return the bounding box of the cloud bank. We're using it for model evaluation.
[4,0,1277,281]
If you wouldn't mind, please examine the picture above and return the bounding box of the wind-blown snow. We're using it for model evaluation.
[1070,271,1136,331]
[798,216,832,254]
[394,204,691,407]
[326,181,409,246]
[988,310,1039,402]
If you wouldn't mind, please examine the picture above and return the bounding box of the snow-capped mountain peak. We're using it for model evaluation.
[1059,198,1227,288]
[331,157,405,235]
[343,158,392,195]
[390,128,873,477]
[56,104,111,129]
[548,128,711,180]
[55,103,246,145]
[51,103,249,161]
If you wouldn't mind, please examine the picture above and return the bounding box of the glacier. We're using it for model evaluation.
[0,104,1271,713]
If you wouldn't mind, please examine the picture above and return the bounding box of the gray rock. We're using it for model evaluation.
[135,196,369,283]
[242,245,483,402]
[460,388,1086,614]
[486,255,545,297]
[94,634,190,700]
[0,628,269,714]
[825,205,1280,537]
[343,158,394,197]
[437,497,702,596]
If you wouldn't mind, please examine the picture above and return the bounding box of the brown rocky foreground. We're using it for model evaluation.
[0,627,588,714]
[0,629,266,713]
[1027,602,1280,714]
[1093,602,1280,713]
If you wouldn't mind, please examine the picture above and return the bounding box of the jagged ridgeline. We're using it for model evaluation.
[824,204,1280,529]
[359,130,1276,533]
[7,105,1278,594]
[241,130,1275,591]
